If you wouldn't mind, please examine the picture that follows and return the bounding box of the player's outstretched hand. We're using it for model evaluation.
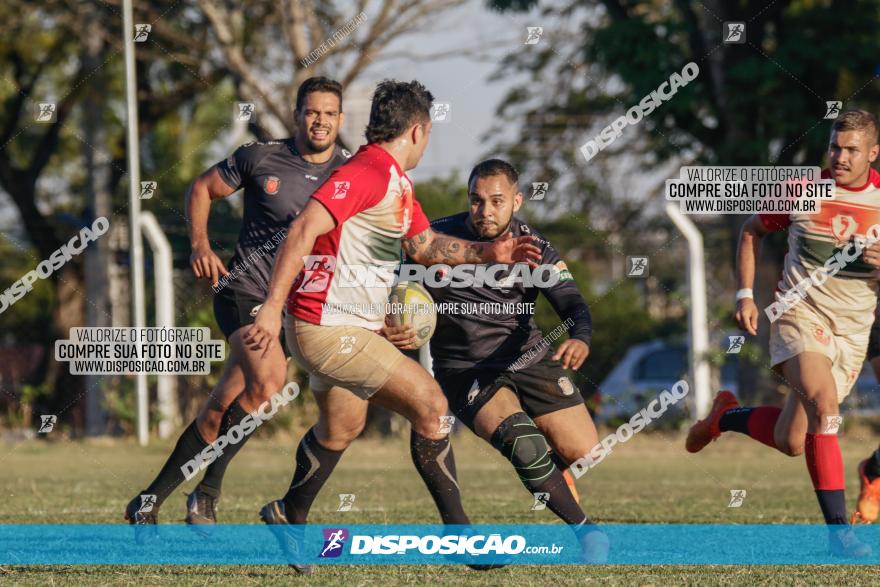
[190,244,230,288]
[243,304,281,357]
[490,232,542,267]
[553,339,590,370]
[735,298,759,336]
[381,322,419,350]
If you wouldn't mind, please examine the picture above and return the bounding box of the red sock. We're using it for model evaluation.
[804,433,848,526]
[746,406,781,449]
[804,433,845,490]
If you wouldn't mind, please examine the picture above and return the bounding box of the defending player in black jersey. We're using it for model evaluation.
[413,158,603,546]
[125,77,349,529]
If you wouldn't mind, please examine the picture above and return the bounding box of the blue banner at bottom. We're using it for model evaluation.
[1,524,879,565]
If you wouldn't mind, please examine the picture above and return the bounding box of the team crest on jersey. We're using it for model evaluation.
[558,376,575,396]
[831,214,858,244]
[264,175,281,195]
[814,326,831,346]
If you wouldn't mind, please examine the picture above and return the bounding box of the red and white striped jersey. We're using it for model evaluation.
[760,168,880,334]
[287,144,429,330]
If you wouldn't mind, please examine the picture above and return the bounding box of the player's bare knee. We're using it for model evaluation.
[325,430,358,450]
[776,437,804,457]
[788,443,805,457]
[556,444,589,467]
[196,410,223,442]
[249,376,286,404]
[197,408,222,429]
[809,396,840,430]
[420,392,449,425]
[315,421,359,451]
[337,418,366,445]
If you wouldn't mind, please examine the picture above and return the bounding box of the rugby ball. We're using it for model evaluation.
[388,281,437,349]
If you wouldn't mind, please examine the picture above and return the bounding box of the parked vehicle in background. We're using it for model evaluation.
[596,338,738,425]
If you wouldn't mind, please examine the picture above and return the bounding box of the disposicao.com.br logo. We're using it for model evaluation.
[318,529,561,557]
[320,528,349,558]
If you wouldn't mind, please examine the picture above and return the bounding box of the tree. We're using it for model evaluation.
[0,0,480,433]
[197,0,468,140]
[0,0,235,430]
[488,0,880,400]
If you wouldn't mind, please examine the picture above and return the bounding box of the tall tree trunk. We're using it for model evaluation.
[49,263,86,434]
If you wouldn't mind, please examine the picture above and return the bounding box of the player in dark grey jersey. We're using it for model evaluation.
[411,159,604,551]
[126,77,349,531]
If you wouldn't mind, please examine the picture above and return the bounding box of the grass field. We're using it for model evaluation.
[2,426,880,585]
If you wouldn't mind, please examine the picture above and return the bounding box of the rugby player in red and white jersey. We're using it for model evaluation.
[687,110,880,557]
[244,80,541,573]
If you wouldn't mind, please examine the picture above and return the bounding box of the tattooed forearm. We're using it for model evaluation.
[464,242,485,263]
[423,236,461,265]
[402,230,429,258]
[404,228,490,265]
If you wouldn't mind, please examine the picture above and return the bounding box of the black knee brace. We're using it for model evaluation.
[490,412,556,489]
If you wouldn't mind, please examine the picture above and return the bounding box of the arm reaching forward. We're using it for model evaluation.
[402,228,542,267]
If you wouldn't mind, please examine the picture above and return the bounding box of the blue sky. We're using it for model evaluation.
[351,0,535,182]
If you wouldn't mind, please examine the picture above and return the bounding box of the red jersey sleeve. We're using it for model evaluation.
[758,213,791,231]
[311,167,385,226]
[405,197,430,238]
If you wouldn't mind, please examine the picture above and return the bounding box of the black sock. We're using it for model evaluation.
[282,428,344,523]
[718,407,752,433]
[410,430,470,525]
[198,399,249,493]
[815,490,849,526]
[535,470,589,525]
[865,447,880,481]
[491,412,588,526]
[144,420,209,507]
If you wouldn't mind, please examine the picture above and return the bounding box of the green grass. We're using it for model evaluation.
[1,429,879,585]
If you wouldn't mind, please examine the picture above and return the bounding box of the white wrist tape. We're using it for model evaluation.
[735,288,754,301]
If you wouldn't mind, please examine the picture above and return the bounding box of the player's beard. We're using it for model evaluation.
[304,126,336,154]
[478,218,512,240]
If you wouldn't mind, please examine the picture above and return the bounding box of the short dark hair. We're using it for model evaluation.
[467,158,519,189]
[295,77,343,113]
[832,109,879,144]
[365,80,434,143]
